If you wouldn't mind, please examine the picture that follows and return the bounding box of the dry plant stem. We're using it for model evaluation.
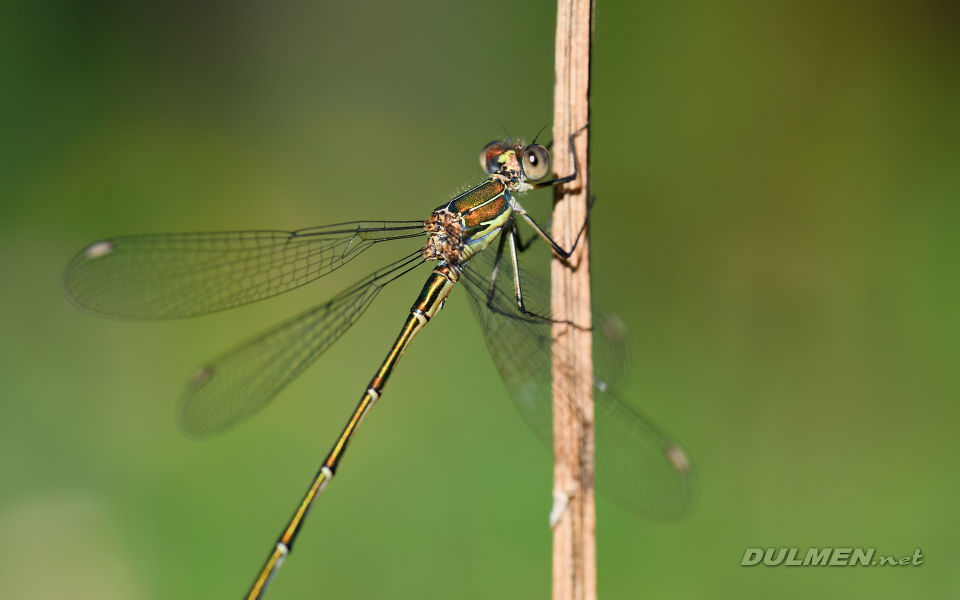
[551,1,595,600]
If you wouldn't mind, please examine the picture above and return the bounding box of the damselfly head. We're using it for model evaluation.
[480,140,552,182]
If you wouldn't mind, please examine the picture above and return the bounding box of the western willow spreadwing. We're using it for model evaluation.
[62,127,696,599]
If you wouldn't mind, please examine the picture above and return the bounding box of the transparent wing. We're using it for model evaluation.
[63,221,426,318]
[460,240,696,518]
[179,250,426,437]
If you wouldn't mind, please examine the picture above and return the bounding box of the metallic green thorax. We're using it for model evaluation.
[422,178,513,266]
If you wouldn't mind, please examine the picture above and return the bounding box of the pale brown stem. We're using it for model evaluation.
[550,1,595,600]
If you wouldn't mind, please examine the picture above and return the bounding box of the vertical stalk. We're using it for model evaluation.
[550,1,595,600]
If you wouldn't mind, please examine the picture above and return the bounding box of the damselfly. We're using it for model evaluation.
[63,127,695,599]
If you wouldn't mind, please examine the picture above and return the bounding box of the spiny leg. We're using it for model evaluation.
[508,225,588,328]
[481,228,511,313]
[513,194,595,260]
[481,222,584,329]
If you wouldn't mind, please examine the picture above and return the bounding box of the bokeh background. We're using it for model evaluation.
[2,1,958,598]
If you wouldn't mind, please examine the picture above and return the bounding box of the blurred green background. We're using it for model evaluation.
[2,1,958,598]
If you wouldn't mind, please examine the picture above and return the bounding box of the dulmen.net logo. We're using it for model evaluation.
[741,547,924,567]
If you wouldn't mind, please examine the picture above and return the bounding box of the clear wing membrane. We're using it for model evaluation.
[179,250,426,436]
[64,209,694,514]
[63,221,426,318]
[460,242,696,518]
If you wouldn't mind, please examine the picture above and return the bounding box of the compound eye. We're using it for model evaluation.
[480,141,509,174]
[520,144,551,180]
